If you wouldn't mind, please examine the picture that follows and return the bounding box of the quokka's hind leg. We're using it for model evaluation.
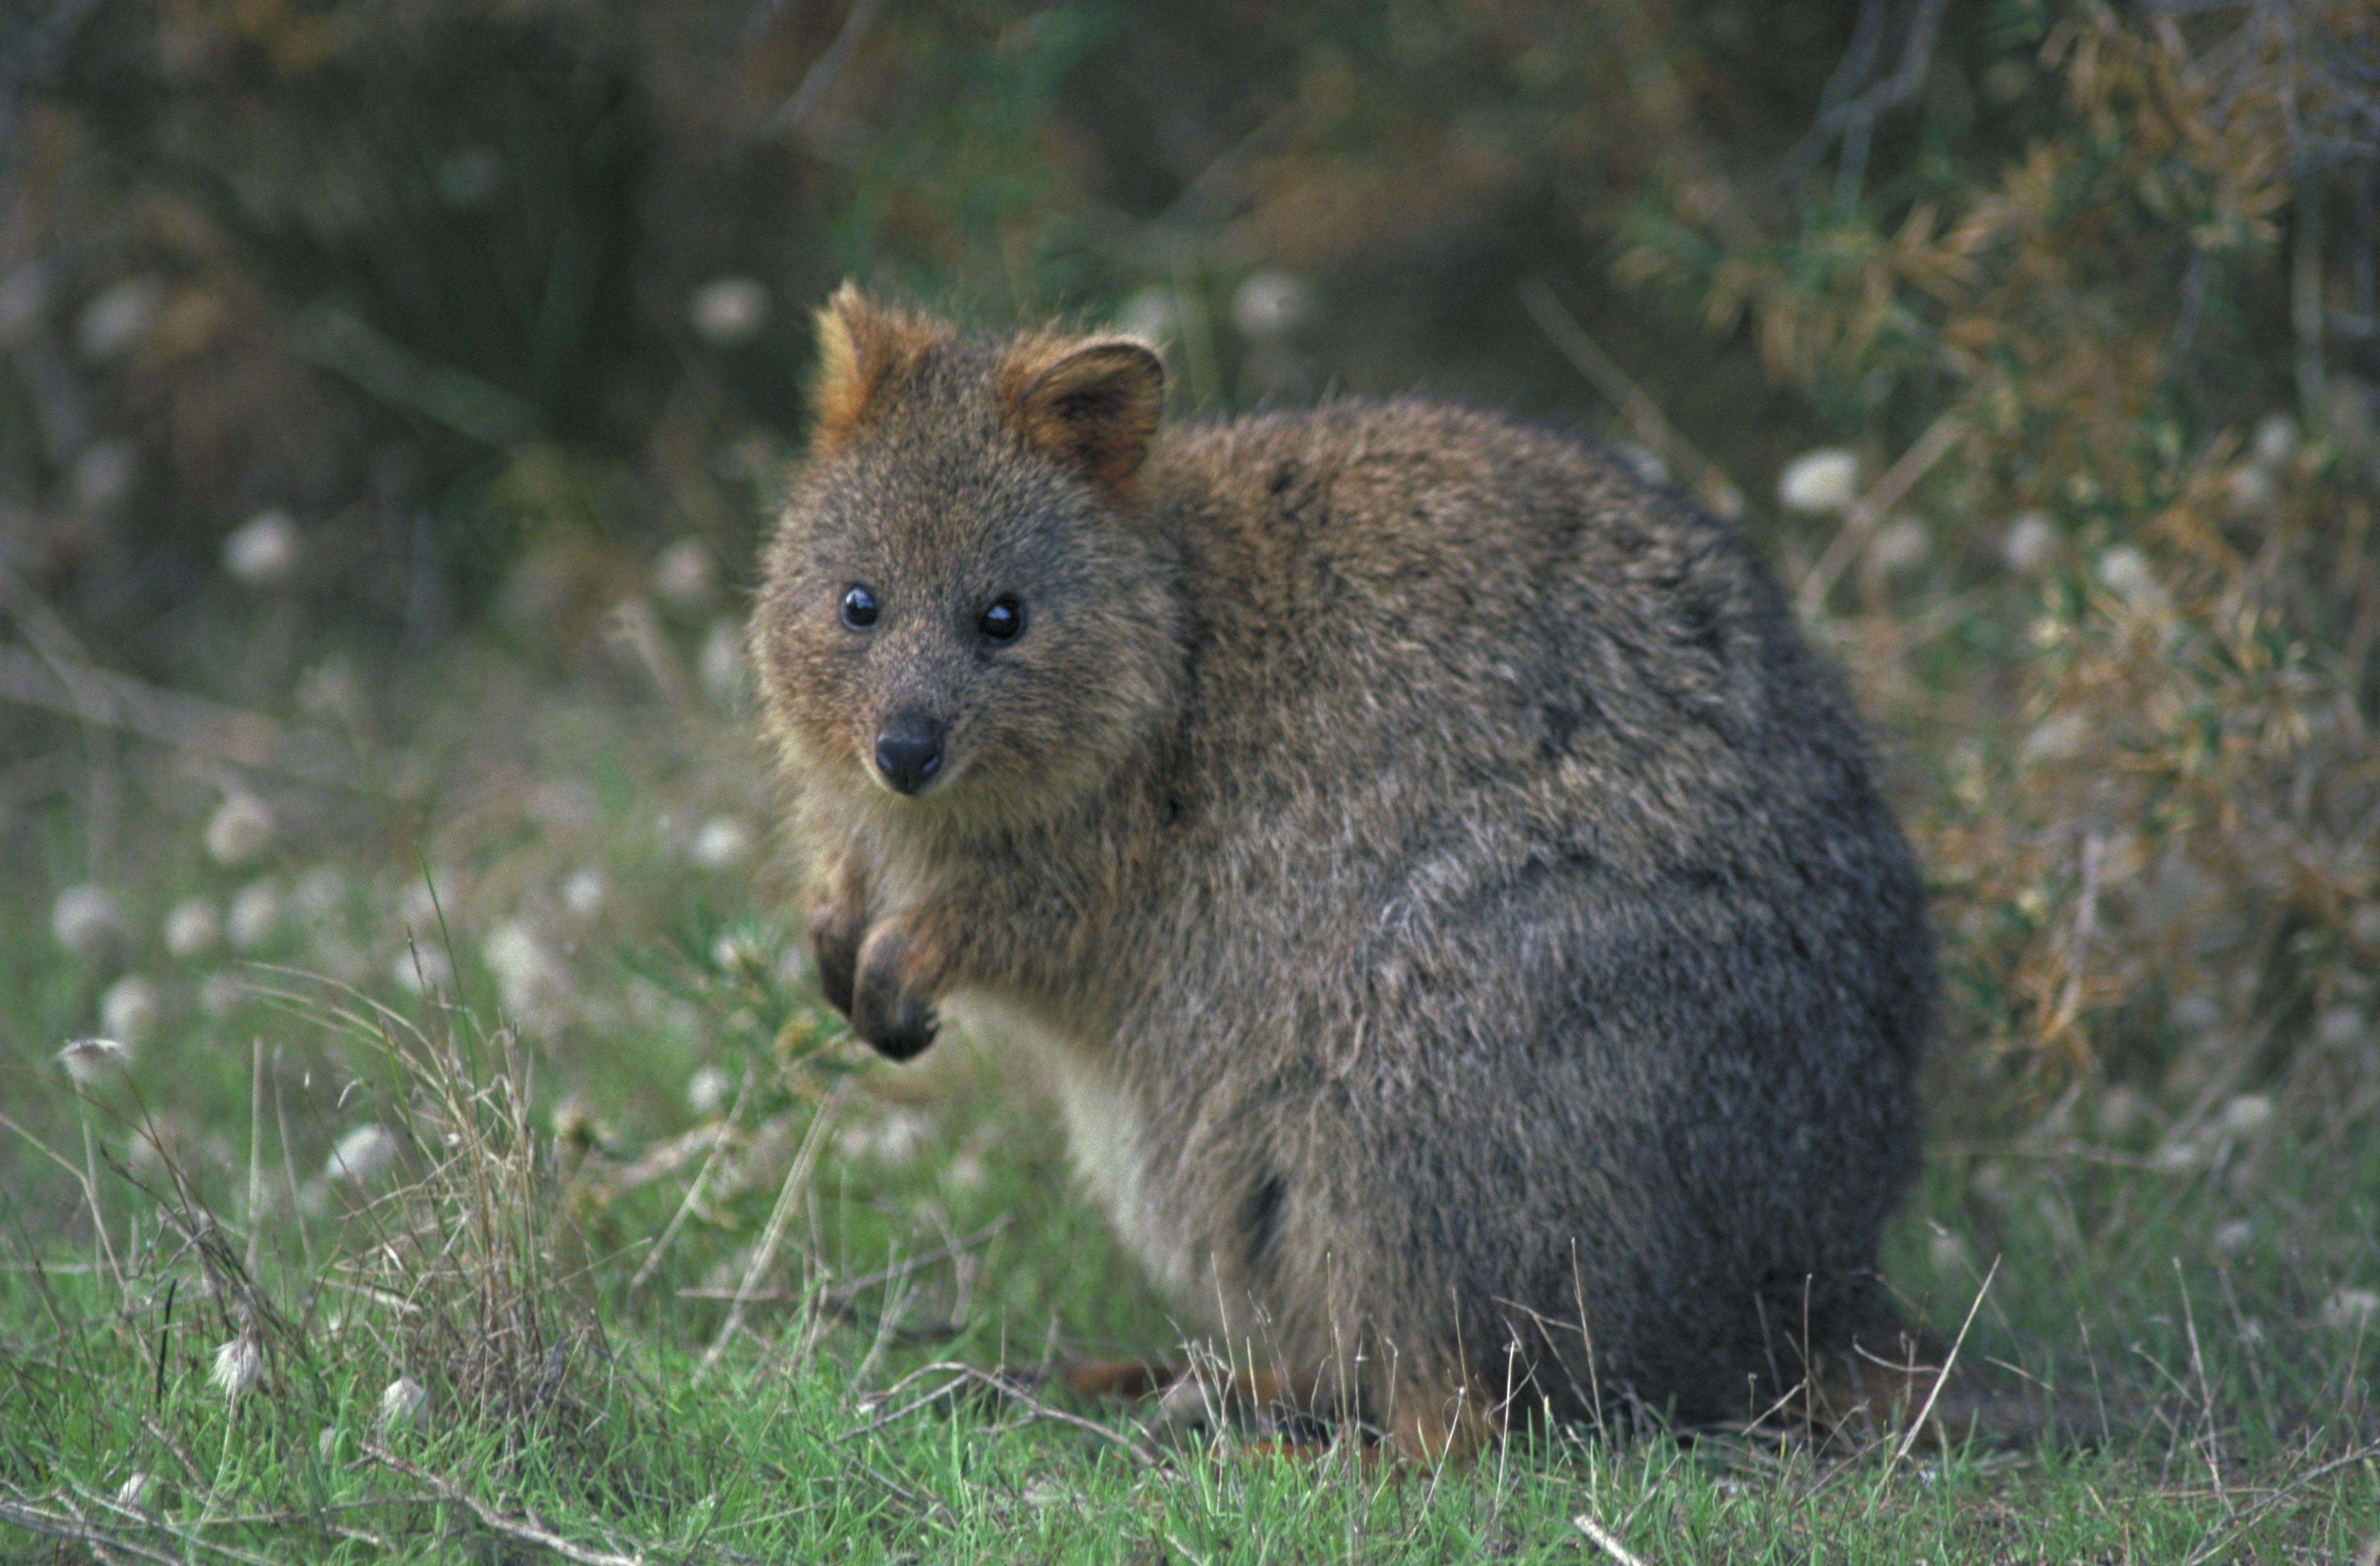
[1383,1378,1504,1465]
[1061,1358,1186,1402]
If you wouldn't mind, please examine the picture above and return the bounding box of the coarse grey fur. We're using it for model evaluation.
[750,294,1935,1456]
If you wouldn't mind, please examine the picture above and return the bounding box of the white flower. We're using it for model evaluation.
[2352,904,2380,950]
[2095,546,2165,611]
[2317,1005,2367,1051]
[56,1037,132,1085]
[227,879,283,950]
[561,869,608,921]
[378,1375,428,1430]
[164,897,222,959]
[112,1471,152,1512]
[2219,1094,2275,1137]
[1232,271,1311,342]
[700,620,748,709]
[2020,712,2092,767]
[2318,1287,2379,1332]
[2251,412,2299,468]
[2169,991,2221,1036]
[1865,516,1930,578]
[2211,1220,2256,1260]
[210,1335,261,1399]
[100,976,159,1044]
[205,794,275,867]
[483,920,567,1024]
[198,972,245,1016]
[692,815,755,871]
[1114,286,1177,347]
[689,277,770,347]
[323,1124,399,1185]
[222,510,303,589]
[399,879,447,931]
[69,439,138,515]
[651,539,716,609]
[52,883,125,958]
[2000,511,2058,578]
[2223,462,2276,518]
[76,276,165,362]
[834,1108,934,1169]
[1776,448,1860,515]
[685,1065,732,1120]
[291,864,347,921]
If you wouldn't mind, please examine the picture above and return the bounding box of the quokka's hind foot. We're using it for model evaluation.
[1061,1358,1186,1402]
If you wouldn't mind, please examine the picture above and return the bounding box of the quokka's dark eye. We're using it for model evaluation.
[979,596,1025,642]
[840,585,879,630]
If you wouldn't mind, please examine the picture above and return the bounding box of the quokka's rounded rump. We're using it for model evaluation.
[750,288,1935,1457]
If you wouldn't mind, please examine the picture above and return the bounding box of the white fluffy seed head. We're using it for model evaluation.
[2219,1094,2275,1137]
[222,510,303,589]
[205,794,275,868]
[700,619,747,709]
[2251,411,2299,468]
[685,1064,732,1120]
[52,883,126,959]
[227,880,283,951]
[378,1375,428,1429]
[1232,270,1311,341]
[1866,516,1930,578]
[76,276,165,362]
[164,897,222,959]
[210,1336,261,1399]
[99,976,159,1045]
[689,277,770,347]
[2319,1287,2379,1332]
[561,868,608,920]
[2095,545,2165,610]
[56,1037,133,1085]
[692,815,754,871]
[1776,448,1860,515]
[323,1123,399,1185]
[198,972,245,1016]
[651,538,716,609]
[2001,511,2058,578]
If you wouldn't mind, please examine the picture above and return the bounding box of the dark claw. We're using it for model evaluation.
[852,932,937,1060]
[808,902,862,1018]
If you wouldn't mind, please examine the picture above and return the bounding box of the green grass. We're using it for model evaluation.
[3,642,2377,1564]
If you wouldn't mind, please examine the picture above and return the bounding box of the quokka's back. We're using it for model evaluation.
[751,290,1935,1457]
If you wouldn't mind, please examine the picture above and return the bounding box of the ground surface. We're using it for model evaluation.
[3,636,2376,1565]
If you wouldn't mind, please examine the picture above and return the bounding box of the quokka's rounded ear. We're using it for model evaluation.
[809,282,940,449]
[998,336,1165,493]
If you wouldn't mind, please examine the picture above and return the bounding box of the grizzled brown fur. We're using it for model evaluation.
[750,288,1935,1458]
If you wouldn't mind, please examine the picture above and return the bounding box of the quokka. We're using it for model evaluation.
[749,287,1938,1459]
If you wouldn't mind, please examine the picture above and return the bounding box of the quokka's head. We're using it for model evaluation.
[753,287,1186,819]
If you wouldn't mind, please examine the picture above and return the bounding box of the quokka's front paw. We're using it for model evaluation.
[851,921,940,1061]
[807,893,866,1018]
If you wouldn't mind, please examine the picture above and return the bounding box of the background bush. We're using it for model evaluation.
[2,0,2375,1125]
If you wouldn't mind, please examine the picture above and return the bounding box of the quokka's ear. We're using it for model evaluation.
[997,335,1165,493]
[809,282,939,448]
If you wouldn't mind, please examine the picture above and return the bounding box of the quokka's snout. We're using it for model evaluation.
[752,286,1936,1460]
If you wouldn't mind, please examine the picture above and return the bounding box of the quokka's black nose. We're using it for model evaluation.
[874,716,944,794]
